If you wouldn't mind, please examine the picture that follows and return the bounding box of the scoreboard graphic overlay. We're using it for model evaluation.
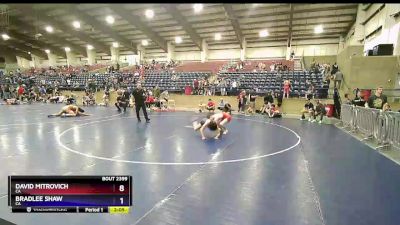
[8,176,132,213]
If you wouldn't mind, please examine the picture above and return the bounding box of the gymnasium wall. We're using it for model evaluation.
[363,4,400,54]
[208,49,241,60]
[246,46,286,59]
[337,45,399,93]
[175,51,201,61]
[144,42,339,62]
[348,56,399,90]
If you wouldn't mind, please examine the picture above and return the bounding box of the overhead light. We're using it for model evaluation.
[65,47,71,52]
[112,42,119,48]
[193,4,203,13]
[141,40,149,46]
[105,15,115,24]
[87,44,94,50]
[2,33,10,40]
[145,9,154,19]
[72,21,81,29]
[215,33,222,41]
[45,26,54,33]
[314,25,323,34]
[259,29,269,37]
[28,52,31,55]
[175,36,182,44]
[45,49,50,54]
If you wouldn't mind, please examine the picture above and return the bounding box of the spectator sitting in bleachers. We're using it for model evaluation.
[305,83,315,99]
[300,98,315,121]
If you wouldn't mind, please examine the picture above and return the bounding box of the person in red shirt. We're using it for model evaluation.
[206,99,216,112]
[145,95,155,109]
[17,85,25,101]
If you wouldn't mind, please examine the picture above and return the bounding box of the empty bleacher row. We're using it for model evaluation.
[218,71,328,98]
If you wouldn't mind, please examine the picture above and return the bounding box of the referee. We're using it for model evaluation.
[132,84,150,123]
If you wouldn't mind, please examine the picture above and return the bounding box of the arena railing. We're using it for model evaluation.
[340,104,400,150]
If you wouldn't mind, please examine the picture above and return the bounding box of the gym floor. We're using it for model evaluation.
[0,104,399,225]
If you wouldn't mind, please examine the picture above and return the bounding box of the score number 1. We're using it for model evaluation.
[119,185,125,205]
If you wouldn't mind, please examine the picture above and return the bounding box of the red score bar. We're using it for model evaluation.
[18,183,129,195]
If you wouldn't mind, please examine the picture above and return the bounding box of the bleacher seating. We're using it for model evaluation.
[218,70,327,97]
[142,72,210,91]
[0,64,327,98]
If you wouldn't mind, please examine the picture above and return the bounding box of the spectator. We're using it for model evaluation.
[237,90,246,113]
[198,101,206,113]
[264,91,274,106]
[352,91,366,107]
[17,85,25,101]
[3,84,10,100]
[276,91,283,107]
[331,62,338,75]
[382,103,391,112]
[153,85,161,98]
[268,104,282,118]
[300,99,315,121]
[231,80,238,94]
[344,93,352,105]
[367,87,387,109]
[193,79,199,95]
[206,99,216,112]
[248,91,257,113]
[305,84,315,99]
[334,70,343,89]
[333,87,341,118]
[283,80,291,99]
[145,95,155,109]
[217,98,227,111]
[160,90,169,102]
[314,100,326,124]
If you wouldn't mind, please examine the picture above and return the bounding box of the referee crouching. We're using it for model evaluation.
[132,84,150,123]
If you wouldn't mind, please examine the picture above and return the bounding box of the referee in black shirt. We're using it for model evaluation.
[132,84,150,123]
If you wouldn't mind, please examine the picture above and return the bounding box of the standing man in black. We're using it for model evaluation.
[132,84,150,123]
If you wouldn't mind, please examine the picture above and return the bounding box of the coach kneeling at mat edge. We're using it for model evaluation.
[132,84,150,123]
